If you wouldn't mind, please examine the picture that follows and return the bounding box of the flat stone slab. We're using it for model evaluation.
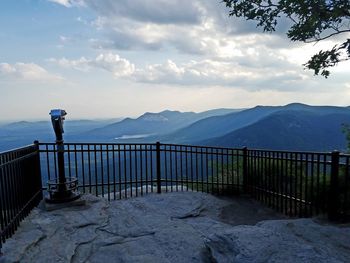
[1,192,349,262]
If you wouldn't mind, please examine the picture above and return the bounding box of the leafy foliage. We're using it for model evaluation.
[223,0,350,77]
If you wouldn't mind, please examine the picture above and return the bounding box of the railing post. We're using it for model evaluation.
[242,147,248,193]
[33,141,43,201]
[156,142,161,194]
[329,150,340,221]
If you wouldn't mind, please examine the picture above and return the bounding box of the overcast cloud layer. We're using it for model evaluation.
[0,0,349,120]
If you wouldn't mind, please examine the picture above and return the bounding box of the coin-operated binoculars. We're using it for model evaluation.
[45,109,80,203]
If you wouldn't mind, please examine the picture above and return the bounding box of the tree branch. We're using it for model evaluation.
[304,29,350,43]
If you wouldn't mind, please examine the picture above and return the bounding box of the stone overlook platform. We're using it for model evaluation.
[1,192,350,263]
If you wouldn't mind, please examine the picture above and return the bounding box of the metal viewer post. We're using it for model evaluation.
[45,109,80,203]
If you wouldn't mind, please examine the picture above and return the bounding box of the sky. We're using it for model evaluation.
[0,0,349,121]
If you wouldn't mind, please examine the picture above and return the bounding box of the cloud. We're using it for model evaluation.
[50,52,313,91]
[84,0,202,25]
[132,58,311,91]
[0,62,63,82]
[50,0,312,68]
[50,53,135,77]
[77,0,298,62]
[48,0,85,8]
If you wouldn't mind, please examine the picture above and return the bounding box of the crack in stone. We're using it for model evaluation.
[97,227,156,239]
[75,222,98,229]
[70,235,98,263]
[17,233,47,262]
[100,231,156,247]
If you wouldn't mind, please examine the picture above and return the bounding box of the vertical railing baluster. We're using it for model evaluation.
[145,145,148,194]
[227,149,230,192]
[201,148,204,193]
[156,142,161,194]
[176,145,178,191]
[164,145,168,192]
[310,153,314,216]
[106,145,110,201]
[298,153,303,217]
[100,144,104,198]
[185,146,190,191]
[280,152,285,213]
[112,145,116,200]
[210,148,214,193]
[329,150,340,221]
[242,147,247,193]
[206,148,209,193]
[322,154,327,214]
[288,152,293,216]
[304,153,309,216]
[180,146,183,192]
[87,145,92,194]
[94,145,98,196]
[45,144,50,181]
[150,144,153,193]
[216,148,219,194]
[294,153,298,217]
[123,145,127,198]
[140,145,144,196]
[315,154,320,214]
[196,147,199,192]
[81,145,85,193]
[118,144,122,199]
[129,145,133,197]
[134,145,138,197]
[220,148,224,193]
[74,144,78,186]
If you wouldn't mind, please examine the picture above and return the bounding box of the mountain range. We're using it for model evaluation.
[79,108,241,142]
[1,103,349,152]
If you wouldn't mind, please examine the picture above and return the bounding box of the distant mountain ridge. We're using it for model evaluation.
[202,109,350,151]
[160,103,350,145]
[79,108,242,142]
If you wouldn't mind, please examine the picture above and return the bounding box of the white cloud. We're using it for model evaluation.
[80,0,290,57]
[48,0,85,8]
[50,52,314,91]
[132,59,313,91]
[0,62,63,82]
[50,53,135,77]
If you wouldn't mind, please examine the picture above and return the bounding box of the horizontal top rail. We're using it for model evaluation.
[160,143,244,151]
[37,142,158,146]
[0,151,38,169]
[0,144,38,156]
[36,141,349,156]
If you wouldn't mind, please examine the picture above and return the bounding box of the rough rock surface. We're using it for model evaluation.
[1,192,349,263]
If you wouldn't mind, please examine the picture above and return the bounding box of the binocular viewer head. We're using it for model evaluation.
[50,109,67,120]
[50,109,67,141]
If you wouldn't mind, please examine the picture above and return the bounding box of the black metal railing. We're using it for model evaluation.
[245,149,349,220]
[0,143,43,253]
[246,150,331,217]
[37,142,350,220]
[38,142,244,200]
[1,141,350,253]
